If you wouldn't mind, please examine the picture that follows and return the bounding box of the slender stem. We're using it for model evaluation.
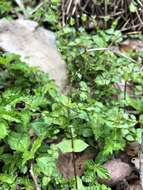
[30,163,41,190]
[62,0,66,26]
[70,127,78,190]
[68,104,78,189]
[87,47,137,63]
[123,81,127,113]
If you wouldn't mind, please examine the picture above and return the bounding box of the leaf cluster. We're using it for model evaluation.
[0,52,141,189]
[0,1,143,189]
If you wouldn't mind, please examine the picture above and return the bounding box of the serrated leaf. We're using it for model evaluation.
[0,122,8,139]
[2,114,20,123]
[96,165,110,179]
[7,132,30,152]
[22,136,44,164]
[36,156,57,176]
[0,174,15,184]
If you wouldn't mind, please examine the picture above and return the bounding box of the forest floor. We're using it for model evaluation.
[0,1,143,190]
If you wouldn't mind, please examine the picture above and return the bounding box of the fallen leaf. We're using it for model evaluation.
[56,147,95,179]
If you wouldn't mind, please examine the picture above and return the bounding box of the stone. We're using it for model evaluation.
[102,159,133,186]
[0,19,67,92]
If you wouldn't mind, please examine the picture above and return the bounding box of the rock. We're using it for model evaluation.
[102,159,133,186]
[0,19,67,92]
[131,157,140,170]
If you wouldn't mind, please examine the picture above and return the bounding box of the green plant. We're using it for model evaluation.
[0,1,143,189]
[0,0,12,18]
[29,0,61,30]
[0,52,141,189]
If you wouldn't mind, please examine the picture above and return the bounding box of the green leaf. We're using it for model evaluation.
[0,174,15,184]
[7,132,30,152]
[77,177,86,190]
[0,1,12,16]
[1,113,20,123]
[56,139,89,153]
[36,156,57,176]
[136,128,142,143]
[126,134,134,141]
[42,176,51,186]
[0,122,8,139]
[139,115,143,125]
[129,2,137,13]
[96,165,110,179]
[22,136,44,164]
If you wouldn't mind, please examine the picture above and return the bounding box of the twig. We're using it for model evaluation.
[104,0,108,28]
[87,47,138,63]
[98,11,125,18]
[121,18,130,31]
[136,10,143,26]
[116,51,138,63]
[14,0,27,17]
[87,47,110,52]
[30,163,41,190]
[62,0,66,26]
[120,24,141,32]
[126,31,142,35]
[29,2,44,16]
[104,0,107,16]
[82,0,90,10]
[72,0,80,15]
[137,0,143,8]
[123,81,127,113]
[66,0,73,15]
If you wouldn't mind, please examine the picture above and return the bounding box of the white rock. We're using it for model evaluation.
[0,19,67,92]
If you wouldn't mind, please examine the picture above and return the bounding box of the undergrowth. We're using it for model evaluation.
[0,0,143,190]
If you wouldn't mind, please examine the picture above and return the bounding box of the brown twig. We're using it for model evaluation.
[30,163,41,190]
[29,2,44,16]
[62,0,66,26]
[61,0,143,31]
[66,0,73,15]
[136,9,143,26]
[87,47,138,63]
[72,0,80,15]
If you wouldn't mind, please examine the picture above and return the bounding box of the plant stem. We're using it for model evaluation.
[30,163,41,190]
